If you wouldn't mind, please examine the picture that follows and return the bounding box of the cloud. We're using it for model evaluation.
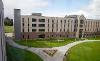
[3,0,49,18]
[68,0,100,19]
[3,0,100,19]
[85,0,100,19]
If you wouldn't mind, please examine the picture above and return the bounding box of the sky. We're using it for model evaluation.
[3,0,100,19]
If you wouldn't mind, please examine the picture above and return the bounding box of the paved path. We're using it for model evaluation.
[6,37,100,61]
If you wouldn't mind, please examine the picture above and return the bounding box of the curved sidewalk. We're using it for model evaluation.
[6,37,100,61]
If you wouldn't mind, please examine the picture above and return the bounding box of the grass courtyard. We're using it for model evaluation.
[16,38,76,48]
[4,26,13,33]
[65,41,100,61]
[87,36,100,40]
[6,44,43,61]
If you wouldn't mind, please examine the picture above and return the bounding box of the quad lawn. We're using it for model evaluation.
[4,26,13,33]
[65,41,100,61]
[16,38,76,48]
[87,36,100,40]
[6,44,43,61]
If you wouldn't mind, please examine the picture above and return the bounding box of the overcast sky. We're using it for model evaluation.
[3,0,100,19]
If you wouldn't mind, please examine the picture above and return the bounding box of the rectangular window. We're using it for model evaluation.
[28,24,29,26]
[80,20,84,24]
[39,29,45,32]
[48,24,49,27]
[28,18,29,21]
[52,24,54,28]
[39,19,45,22]
[52,20,54,23]
[32,18,36,22]
[48,19,49,23]
[39,24,45,27]
[23,35,24,38]
[23,29,24,32]
[32,24,36,27]
[28,29,29,32]
[28,35,29,39]
[22,23,24,26]
[64,29,65,32]
[80,25,83,27]
[64,20,66,23]
[22,18,24,23]
[48,29,49,32]
[32,29,36,32]
[52,29,53,32]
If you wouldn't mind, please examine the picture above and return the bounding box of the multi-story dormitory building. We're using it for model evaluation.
[0,0,6,61]
[14,9,100,40]
[84,19,100,37]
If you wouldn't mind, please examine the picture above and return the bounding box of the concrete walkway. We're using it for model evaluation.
[6,37,100,61]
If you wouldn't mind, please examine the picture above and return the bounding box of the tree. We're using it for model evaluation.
[4,17,13,26]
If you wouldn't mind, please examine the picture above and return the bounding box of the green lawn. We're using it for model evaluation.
[6,44,43,61]
[87,36,100,40]
[4,26,13,33]
[16,38,76,48]
[65,41,100,61]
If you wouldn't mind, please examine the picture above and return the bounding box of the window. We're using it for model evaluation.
[80,25,83,27]
[23,35,24,38]
[22,23,24,26]
[48,29,49,32]
[28,29,29,32]
[28,35,29,39]
[23,29,24,32]
[48,19,49,23]
[22,18,24,23]
[75,19,78,23]
[64,29,65,32]
[28,18,29,21]
[61,20,62,23]
[32,24,36,27]
[28,18,29,24]
[64,20,66,23]
[52,24,54,28]
[39,24,45,27]
[48,24,49,27]
[80,20,84,24]
[39,29,45,32]
[32,29,36,32]
[32,18,36,22]
[39,19,45,22]
[28,24,29,26]
[52,20,54,23]
[52,29,53,32]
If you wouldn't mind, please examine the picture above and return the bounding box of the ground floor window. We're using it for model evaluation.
[38,34,45,38]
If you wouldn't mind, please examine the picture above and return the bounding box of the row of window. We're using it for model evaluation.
[23,29,45,32]
[23,23,45,27]
[22,28,77,32]
[32,24,45,27]
[22,34,70,39]
[22,18,73,23]
[32,18,45,22]
[22,18,45,22]
[32,29,45,32]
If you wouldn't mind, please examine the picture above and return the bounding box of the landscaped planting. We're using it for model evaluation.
[64,41,100,61]
[16,38,76,48]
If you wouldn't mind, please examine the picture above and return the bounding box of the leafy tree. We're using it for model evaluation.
[4,17,13,26]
